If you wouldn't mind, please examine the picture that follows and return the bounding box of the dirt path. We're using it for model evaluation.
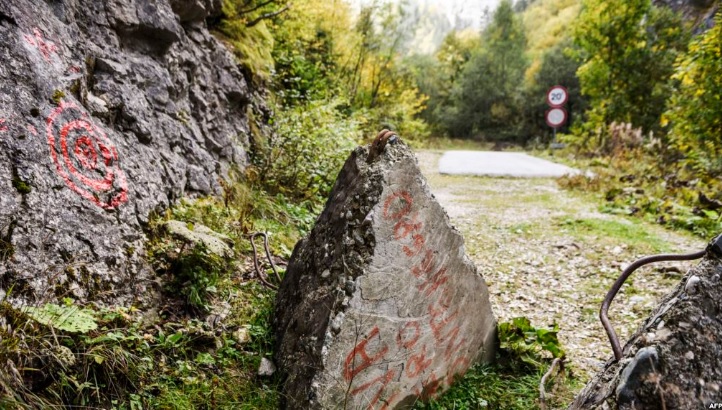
[416,150,705,381]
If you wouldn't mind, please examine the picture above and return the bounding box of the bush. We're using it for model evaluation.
[664,11,722,177]
[254,98,362,202]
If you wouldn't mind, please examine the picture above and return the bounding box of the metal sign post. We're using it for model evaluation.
[546,85,568,149]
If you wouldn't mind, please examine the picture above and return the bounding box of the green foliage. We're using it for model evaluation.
[409,31,479,133]
[414,364,540,409]
[339,2,431,139]
[520,37,585,141]
[572,0,687,144]
[557,146,722,239]
[443,0,528,140]
[0,275,280,409]
[522,0,581,67]
[23,303,98,333]
[167,243,225,311]
[216,19,275,81]
[417,317,574,410]
[498,317,565,368]
[255,98,362,201]
[664,11,722,177]
[51,89,65,105]
[213,0,292,81]
[558,216,669,252]
[269,0,339,105]
[12,177,32,194]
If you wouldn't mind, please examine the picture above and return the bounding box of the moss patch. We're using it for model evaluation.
[12,178,31,194]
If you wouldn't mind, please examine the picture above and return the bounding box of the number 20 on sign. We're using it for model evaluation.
[546,85,568,107]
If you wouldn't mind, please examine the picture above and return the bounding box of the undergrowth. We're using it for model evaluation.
[418,317,577,410]
[557,141,722,240]
[0,148,579,409]
[0,287,279,409]
[0,170,309,409]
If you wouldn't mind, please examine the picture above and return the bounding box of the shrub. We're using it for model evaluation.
[254,98,362,202]
[664,11,722,177]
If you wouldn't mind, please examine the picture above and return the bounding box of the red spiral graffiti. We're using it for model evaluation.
[46,100,128,209]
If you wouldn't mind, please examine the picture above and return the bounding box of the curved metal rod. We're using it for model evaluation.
[600,249,706,361]
[248,232,279,290]
[260,232,282,284]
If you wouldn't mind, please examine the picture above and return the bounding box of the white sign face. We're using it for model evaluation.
[546,108,567,127]
[547,86,568,107]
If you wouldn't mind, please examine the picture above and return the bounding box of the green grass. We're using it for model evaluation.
[416,362,579,410]
[0,175,302,410]
[555,217,669,253]
[417,317,577,410]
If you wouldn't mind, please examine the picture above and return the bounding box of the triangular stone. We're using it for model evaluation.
[273,139,497,409]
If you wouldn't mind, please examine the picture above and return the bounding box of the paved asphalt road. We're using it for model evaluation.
[438,151,583,178]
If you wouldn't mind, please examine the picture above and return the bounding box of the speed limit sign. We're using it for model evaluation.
[545,107,567,128]
[546,85,568,107]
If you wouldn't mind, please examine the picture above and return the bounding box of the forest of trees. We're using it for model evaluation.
[213,0,721,235]
[216,0,716,152]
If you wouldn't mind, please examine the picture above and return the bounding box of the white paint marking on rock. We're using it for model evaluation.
[438,151,585,178]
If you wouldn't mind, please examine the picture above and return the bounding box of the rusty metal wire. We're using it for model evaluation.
[367,129,398,162]
[248,232,282,290]
[600,249,707,361]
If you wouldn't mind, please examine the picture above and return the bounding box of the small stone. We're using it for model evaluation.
[630,295,645,304]
[709,383,720,392]
[655,327,673,342]
[165,220,233,257]
[234,327,250,344]
[363,210,374,225]
[86,93,109,116]
[53,345,76,367]
[685,351,695,360]
[344,280,355,295]
[685,275,701,294]
[330,313,344,334]
[257,357,276,377]
[616,346,659,405]
[321,269,331,279]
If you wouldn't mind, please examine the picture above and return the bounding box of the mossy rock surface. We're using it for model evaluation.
[165,220,234,257]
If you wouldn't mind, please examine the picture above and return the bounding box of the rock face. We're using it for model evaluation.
[0,0,255,304]
[274,140,497,409]
[569,247,722,409]
[653,0,719,31]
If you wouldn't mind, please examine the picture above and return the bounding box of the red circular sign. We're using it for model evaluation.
[546,85,568,107]
[545,107,567,128]
[46,100,128,209]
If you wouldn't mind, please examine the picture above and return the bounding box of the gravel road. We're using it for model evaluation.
[416,150,704,381]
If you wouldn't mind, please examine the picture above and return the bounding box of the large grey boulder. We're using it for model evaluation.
[569,247,722,409]
[0,0,256,304]
[274,139,497,409]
